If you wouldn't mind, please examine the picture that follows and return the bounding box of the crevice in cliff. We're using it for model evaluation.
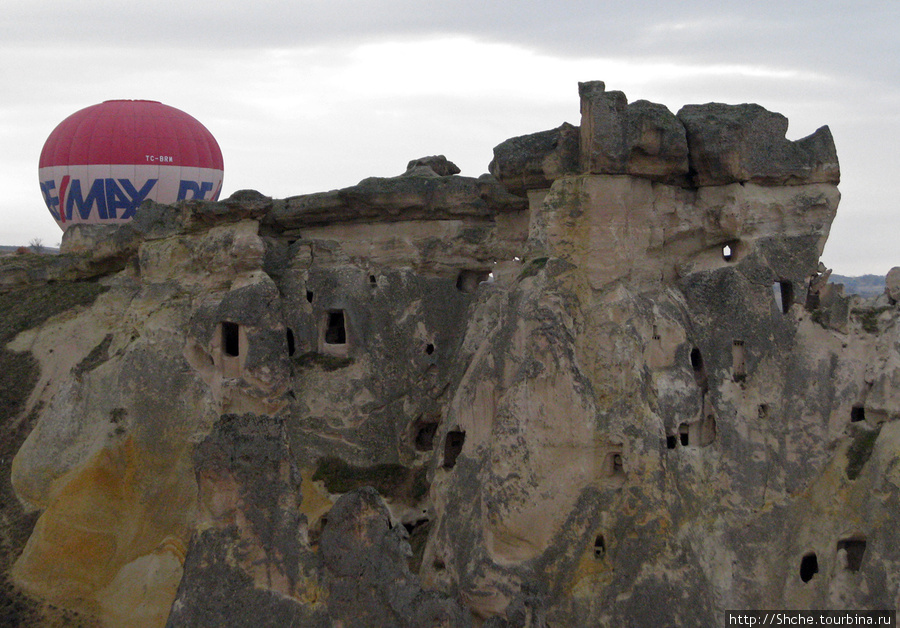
[286,328,296,356]
[403,518,432,573]
[690,346,708,392]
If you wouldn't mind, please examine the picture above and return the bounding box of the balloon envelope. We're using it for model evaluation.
[39,100,224,231]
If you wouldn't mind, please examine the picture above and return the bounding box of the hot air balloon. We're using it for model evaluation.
[38,100,224,231]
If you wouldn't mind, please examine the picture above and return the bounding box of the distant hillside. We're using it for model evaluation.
[831,273,886,298]
[0,245,59,256]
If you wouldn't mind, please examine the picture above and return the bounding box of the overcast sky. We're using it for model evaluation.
[3,0,898,275]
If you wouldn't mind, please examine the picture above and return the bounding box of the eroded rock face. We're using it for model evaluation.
[489,79,840,193]
[489,123,580,195]
[578,81,689,184]
[677,103,840,187]
[2,82,896,627]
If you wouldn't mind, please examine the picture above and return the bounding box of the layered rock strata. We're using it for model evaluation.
[1,82,896,627]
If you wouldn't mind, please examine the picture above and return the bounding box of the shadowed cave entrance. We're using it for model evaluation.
[222,321,240,357]
[325,310,347,345]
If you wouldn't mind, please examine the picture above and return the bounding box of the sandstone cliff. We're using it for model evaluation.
[2,81,896,627]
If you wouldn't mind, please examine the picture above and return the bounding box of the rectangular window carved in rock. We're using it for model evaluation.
[604,446,624,477]
[222,321,240,357]
[679,423,690,447]
[774,280,794,314]
[325,310,347,345]
[837,538,866,572]
[732,340,746,382]
[217,321,244,379]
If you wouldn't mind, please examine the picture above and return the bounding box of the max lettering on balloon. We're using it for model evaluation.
[39,177,221,222]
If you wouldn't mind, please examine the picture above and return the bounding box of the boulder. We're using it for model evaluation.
[886,267,900,303]
[677,103,840,186]
[489,122,580,194]
[578,80,689,183]
[404,155,461,177]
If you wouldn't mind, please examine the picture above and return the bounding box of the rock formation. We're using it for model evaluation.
[2,81,897,627]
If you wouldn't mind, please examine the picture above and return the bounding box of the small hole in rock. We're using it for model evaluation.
[593,534,606,558]
[612,453,623,475]
[722,243,735,262]
[800,552,819,582]
[851,405,866,423]
[306,290,314,303]
[425,343,435,355]
[666,435,677,449]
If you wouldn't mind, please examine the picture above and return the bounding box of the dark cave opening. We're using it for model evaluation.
[222,322,240,357]
[443,430,466,469]
[800,552,819,582]
[325,310,347,345]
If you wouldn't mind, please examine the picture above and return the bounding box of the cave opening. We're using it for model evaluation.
[837,539,866,572]
[679,423,690,447]
[732,340,746,382]
[610,453,624,476]
[690,347,704,372]
[286,328,296,356]
[413,417,440,452]
[690,347,708,391]
[222,322,240,357]
[325,310,347,345]
[456,270,491,293]
[443,429,466,469]
[593,534,606,558]
[775,280,794,314]
[722,242,737,262]
[800,552,819,582]
[851,405,866,423]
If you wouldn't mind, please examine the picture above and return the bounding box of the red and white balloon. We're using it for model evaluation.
[39,100,224,231]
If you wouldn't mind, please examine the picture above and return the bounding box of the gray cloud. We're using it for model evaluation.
[3,0,898,274]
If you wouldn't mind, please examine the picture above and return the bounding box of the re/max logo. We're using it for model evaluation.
[40,177,217,223]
